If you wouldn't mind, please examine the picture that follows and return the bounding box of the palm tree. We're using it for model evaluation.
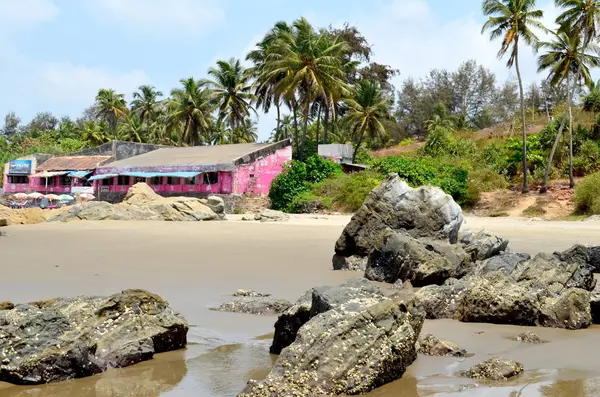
[583,79,600,115]
[130,85,163,133]
[117,113,145,143]
[344,81,391,162]
[166,78,216,146]
[247,22,292,141]
[205,58,256,133]
[482,0,546,193]
[260,18,350,160]
[94,89,127,132]
[538,28,600,186]
[541,0,600,191]
[80,120,112,146]
[269,114,294,142]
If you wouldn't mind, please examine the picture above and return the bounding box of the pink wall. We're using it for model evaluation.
[92,173,230,195]
[232,146,292,195]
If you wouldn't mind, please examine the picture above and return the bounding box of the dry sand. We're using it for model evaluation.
[0,216,599,396]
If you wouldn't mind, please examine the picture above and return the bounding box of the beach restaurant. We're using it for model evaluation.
[90,139,292,196]
[3,155,111,194]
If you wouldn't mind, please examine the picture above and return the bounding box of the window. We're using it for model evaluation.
[102,177,114,186]
[184,176,199,185]
[8,175,28,184]
[82,178,92,187]
[150,176,162,185]
[118,175,130,186]
[167,177,180,185]
[43,177,54,187]
[59,174,71,186]
[203,172,218,185]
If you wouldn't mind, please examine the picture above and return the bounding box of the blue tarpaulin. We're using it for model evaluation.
[88,173,118,181]
[120,171,202,179]
[68,170,92,178]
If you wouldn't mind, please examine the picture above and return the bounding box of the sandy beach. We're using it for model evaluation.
[0,215,599,396]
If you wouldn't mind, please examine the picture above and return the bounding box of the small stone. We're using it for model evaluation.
[513,332,546,344]
[462,357,524,381]
[232,290,271,298]
[417,334,465,357]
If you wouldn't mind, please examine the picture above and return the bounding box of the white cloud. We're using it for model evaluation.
[0,0,58,25]
[90,0,226,37]
[353,0,560,87]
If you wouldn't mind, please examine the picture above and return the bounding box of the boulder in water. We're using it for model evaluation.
[539,288,592,330]
[0,289,187,385]
[217,297,292,315]
[513,331,546,344]
[462,357,524,381]
[418,334,466,357]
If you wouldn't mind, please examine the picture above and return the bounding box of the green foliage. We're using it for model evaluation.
[268,161,310,211]
[371,156,436,186]
[505,134,545,172]
[575,172,600,214]
[397,137,417,146]
[353,147,374,165]
[304,155,343,183]
[478,141,511,175]
[312,171,383,212]
[572,140,600,176]
[421,127,477,159]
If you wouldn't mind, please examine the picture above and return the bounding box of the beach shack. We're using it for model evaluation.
[28,156,112,194]
[90,139,292,198]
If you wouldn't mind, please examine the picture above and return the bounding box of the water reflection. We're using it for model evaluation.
[0,350,187,397]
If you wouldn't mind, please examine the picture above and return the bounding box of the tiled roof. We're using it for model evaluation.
[36,156,112,171]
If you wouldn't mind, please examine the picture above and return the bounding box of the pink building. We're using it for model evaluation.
[90,140,292,197]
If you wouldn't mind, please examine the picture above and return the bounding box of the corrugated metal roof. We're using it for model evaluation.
[120,171,202,178]
[98,141,288,169]
[88,173,118,181]
[37,156,112,171]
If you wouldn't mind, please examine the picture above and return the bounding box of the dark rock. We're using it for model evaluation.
[0,302,14,310]
[539,288,592,330]
[476,252,530,276]
[240,296,424,396]
[232,290,271,297]
[592,283,600,324]
[554,244,590,266]
[217,297,292,316]
[365,230,462,286]
[415,279,467,319]
[514,253,596,292]
[418,334,466,357]
[588,247,600,273]
[0,289,187,385]
[333,175,463,268]
[462,357,524,381]
[270,278,400,355]
[332,254,367,271]
[463,230,509,261]
[456,274,540,326]
[513,331,546,344]
[0,219,8,227]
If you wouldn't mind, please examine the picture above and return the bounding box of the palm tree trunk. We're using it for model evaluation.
[323,105,330,144]
[514,42,529,194]
[569,93,574,188]
[545,92,550,122]
[352,126,364,163]
[275,102,281,142]
[316,105,322,145]
[541,39,587,193]
[292,101,300,156]
[300,94,310,161]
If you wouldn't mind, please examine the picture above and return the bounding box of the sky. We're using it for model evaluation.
[0,0,564,142]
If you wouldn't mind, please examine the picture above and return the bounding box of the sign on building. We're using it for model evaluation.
[8,160,32,175]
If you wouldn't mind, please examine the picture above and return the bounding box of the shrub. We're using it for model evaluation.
[288,191,332,213]
[575,172,600,214]
[572,140,600,176]
[479,141,510,175]
[312,171,383,213]
[421,127,454,157]
[304,155,342,183]
[397,137,417,147]
[371,156,436,186]
[269,161,310,211]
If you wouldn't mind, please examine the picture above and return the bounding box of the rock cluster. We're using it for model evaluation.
[0,289,187,385]
[417,334,466,357]
[462,357,524,381]
[48,183,225,222]
[217,297,292,316]
[239,279,424,396]
[333,174,600,330]
[513,331,546,344]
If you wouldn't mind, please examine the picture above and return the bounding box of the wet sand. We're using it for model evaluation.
[0,216,599,396]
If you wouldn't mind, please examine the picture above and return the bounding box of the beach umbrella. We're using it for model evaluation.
[11,193,28,200]
[45,194,60,201]
[27,192,44,199]
[59,194,74,202]
[80,193,96,200]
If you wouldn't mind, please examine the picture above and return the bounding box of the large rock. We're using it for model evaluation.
[270,278,398,355]
[332,254,368,271]
[333,175,463,269]
[240,294,424,396]
[123,182,162,205]
[255,209,289,222]
[0,289,187,385]
[462,357,524,381]
[555,244,600,273]
[206,196,225,215]
[365,230,465,286]
[414,278,467,319]
[592,282,600,324]
[463,230,509,261]
[455,274,540,326]
[475,252,530,276]
[514,253,596,292]
[0,219,8,227]
[217,297,292,316]
[539,288,592,330]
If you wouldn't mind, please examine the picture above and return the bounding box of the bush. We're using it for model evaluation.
[572,140,600,176]
[397,137,417,147]
[479,141,510,175]
[269,161,310,211]
[421,127,454,157]
[371,156,437,186]
[313,171,383,212]
[288,191,332,213]
[575,172,600,214]
[304,155,342,183]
